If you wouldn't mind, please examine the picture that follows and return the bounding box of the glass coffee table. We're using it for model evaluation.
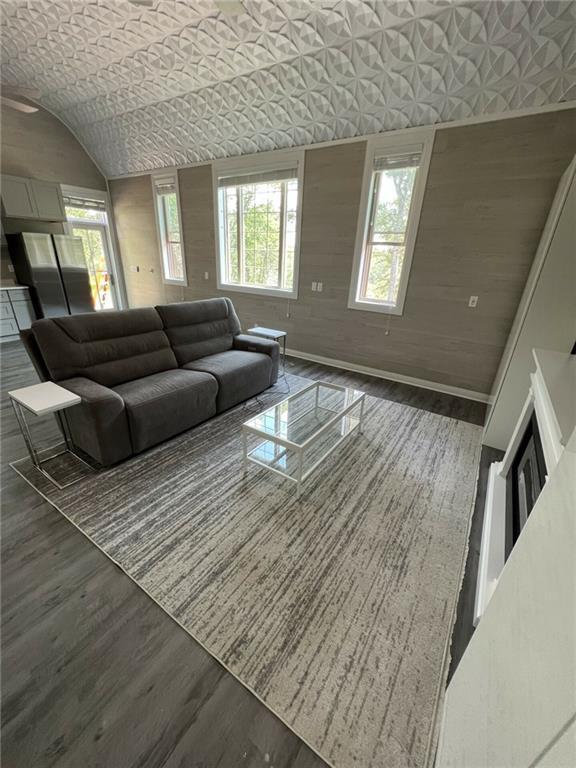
[242,381,366,497]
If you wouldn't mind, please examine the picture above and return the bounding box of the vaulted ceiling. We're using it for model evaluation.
[2,0,575,178]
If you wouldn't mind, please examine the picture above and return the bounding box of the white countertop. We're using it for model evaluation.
[0,284,28,291]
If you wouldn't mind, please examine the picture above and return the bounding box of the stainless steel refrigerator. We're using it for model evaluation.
[7,232,94,318]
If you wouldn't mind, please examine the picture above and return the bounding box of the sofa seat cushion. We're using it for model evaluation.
[183,350,272,412]
[114,369,217,453]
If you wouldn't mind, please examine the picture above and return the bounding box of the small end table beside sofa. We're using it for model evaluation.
[20,298,280,468]
[8,380,88,488]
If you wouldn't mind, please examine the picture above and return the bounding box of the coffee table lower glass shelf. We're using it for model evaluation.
[242,381,366,496]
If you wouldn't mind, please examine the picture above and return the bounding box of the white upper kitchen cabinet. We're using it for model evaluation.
[1,174,37,218]
[30,179,66,220]
[1,174,66,221]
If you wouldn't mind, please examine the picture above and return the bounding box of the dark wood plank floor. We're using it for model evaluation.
[284,356,486,427]
[1,342,493,767]
[1,341,328,768]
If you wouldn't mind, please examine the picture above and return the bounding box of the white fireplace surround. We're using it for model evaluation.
[474,349,576,625]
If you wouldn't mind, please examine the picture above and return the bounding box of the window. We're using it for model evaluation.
[61,186,122,311]
[349,133,433,315]
[152,172,186,285]
[214,152,303,298]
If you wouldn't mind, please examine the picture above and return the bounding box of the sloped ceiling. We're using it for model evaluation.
[2,0,575,178]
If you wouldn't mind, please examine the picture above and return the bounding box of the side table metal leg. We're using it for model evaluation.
[11,399,40,468]
[359,396,366,435]
[57,411,72,451]
[10,397,94,489]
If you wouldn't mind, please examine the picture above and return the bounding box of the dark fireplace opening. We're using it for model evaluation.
[505,412,547,559]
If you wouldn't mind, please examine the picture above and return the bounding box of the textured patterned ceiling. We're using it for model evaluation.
[2,0,575,177]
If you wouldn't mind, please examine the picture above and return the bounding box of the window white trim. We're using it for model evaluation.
[212,149,304,300]
[151,168,187,286]
[60,184,108,203]
[348,129,434,315]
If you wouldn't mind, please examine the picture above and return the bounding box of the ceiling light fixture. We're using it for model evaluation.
[215,1,245,16]
[1,97,39,113]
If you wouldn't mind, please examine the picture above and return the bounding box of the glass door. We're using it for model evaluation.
[63,191,121,311]
[69,222,116,310]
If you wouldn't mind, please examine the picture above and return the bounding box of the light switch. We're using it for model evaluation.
[317,282,323,292]
[311,282,317,291]
[468,295,478,308]
[204,272,209,280]
[130,265,139,273]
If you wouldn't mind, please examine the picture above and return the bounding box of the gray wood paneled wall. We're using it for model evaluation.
[1,103,107,280]
[109,108,576,396]
[109,175,170,309]
[1,104,105,189]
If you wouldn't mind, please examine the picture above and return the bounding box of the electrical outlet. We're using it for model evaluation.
[204,272,209,280]
[468,295,478,308]
[311,281,317,291]
[317,282,323,292]
[7,264,14,273]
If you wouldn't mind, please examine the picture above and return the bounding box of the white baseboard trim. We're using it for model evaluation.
[285,347,491,404]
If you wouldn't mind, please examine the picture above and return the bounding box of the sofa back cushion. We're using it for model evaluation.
[32,308,178,387]
[156,298,241,365]
[20,328,51,382]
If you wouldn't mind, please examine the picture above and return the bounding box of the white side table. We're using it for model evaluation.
[9,381,91,488]
[247,326,288,376]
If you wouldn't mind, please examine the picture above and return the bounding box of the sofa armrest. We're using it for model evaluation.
[60,376,123,406]
[58,377,132,466]
[233,334,280,384]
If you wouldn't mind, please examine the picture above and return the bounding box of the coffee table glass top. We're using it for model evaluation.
[243,381,364,447]
[242,381,366,493]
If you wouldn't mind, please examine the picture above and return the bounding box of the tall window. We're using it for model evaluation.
[215,153,303,298]
[152,172,186,285]
[349,135,432,315]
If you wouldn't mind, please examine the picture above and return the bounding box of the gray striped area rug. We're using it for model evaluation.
[15,375,482,768]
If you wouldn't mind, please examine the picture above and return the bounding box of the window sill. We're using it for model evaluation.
[217,282,298,300]
[347,298,404,316]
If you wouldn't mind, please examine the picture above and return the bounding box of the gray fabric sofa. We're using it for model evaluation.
[26,298,279,466]
[156,299,279,412]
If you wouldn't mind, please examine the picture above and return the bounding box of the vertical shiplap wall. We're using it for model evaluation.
[109,108,576,395]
